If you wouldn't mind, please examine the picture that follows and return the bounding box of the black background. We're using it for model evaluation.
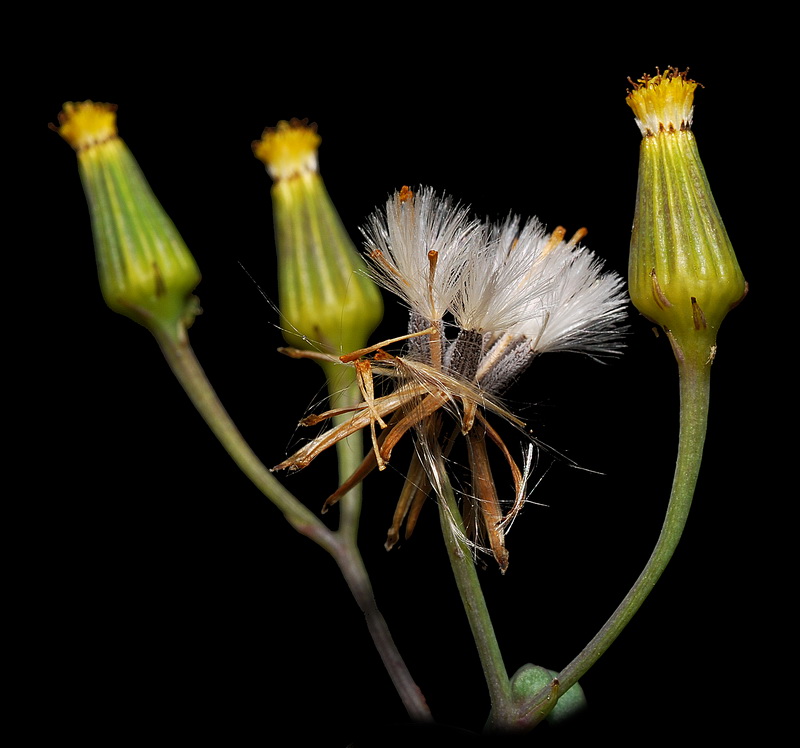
[38,53,772,745]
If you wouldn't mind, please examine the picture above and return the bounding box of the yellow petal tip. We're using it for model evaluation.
[626,67,699,137]
[53,101,118,151]
[253,118,321,181]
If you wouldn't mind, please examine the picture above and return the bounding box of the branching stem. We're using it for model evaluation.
[152,324,431,723]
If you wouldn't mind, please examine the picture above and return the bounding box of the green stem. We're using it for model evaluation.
[327,370,363,546]
[520,351,712,726]
[154,325,431,722]
[331,542,432,722]
[435,454,514,725]
[154,325,338,553]
[326,368,432,722]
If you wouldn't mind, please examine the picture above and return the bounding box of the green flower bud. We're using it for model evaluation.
[508,663,586,726]
[253,120,383,378]
[55,102,202,339]
[627,69,746,363]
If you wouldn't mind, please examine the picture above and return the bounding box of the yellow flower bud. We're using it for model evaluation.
[627,69,746,363]
[254,120,383,379]
[55,101,201,338]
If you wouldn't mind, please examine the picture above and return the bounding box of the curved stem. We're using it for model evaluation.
[435,453,514,726]
[155,325,431,722]
[331,542,433,722]
[154,325,338,553]
[327,367,432,721]
[519,353,712,726]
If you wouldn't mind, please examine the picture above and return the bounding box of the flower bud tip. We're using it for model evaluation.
[55,102,202,336]
[627,67,698,137]
[53,101,119,151]
[253,118,321,181]
[627,69,746,360]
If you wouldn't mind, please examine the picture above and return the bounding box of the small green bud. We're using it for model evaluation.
[55,102,202,339]
[253,120,383,378]
[627,69,746,363]
[510,663,587,726]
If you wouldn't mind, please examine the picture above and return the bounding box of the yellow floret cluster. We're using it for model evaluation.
[626,68,698,136]
[253,119,321,181]
[56,101,118,151]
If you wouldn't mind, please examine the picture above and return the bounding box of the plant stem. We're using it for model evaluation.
[435,454,514,726]
[327,370,363,546]
[332,542,432,722]
[326,368,432,721]
[154,325,431,722]
[520,353,712,724]
[154,325,338,553]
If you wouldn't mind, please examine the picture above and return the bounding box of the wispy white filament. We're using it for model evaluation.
[452,216,561,334]
[363,188,628,362]
[511,247,628,357]
[361,187,482,322]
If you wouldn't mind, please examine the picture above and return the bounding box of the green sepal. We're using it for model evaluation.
[78,138,201,337]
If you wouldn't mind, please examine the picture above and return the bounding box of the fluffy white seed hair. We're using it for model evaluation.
[362,187,628,358]
[361,187,482,321]
[451,216,557,333]
[510,244,628,358]
[452,214,627,356]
